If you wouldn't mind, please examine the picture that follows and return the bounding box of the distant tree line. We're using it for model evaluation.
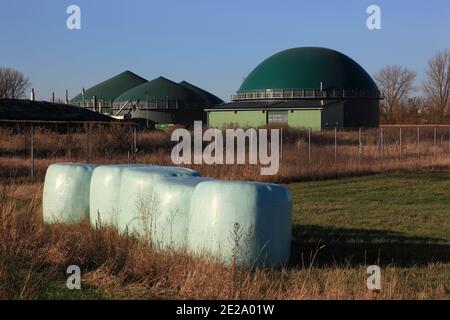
[374,49,450,124]
[0,67,30,99]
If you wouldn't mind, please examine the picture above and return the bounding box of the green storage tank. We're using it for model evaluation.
[71,70,147,105]
[207,47,381,129]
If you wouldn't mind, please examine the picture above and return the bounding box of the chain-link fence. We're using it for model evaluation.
[2,121,450,181]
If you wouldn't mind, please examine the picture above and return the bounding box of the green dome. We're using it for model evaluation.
[239,47,378,92]
[71,71,147,102]
[179,81,224,105]
[114,77,205,103]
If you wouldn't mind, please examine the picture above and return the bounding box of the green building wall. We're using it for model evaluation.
[287,109,321,130]
[208,110,267,128]
[208,105,349,130]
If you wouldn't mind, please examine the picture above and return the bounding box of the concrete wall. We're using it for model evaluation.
[208,110,267,128]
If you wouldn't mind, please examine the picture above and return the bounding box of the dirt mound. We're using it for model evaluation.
[0,99,113,122]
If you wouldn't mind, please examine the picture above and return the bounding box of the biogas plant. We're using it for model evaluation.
[71,47,382,130]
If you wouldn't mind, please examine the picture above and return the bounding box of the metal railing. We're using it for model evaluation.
[231,88,382,101]
[111,100,206,111]
[75,100,207,114]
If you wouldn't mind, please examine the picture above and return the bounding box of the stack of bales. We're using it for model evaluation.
[43,163,292,267]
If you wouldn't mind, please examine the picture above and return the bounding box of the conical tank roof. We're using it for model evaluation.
[71,70,147,102]
[114,76,205,104]
[179,81,223,105]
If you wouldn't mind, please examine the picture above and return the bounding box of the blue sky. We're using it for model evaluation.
[0,0,449,101]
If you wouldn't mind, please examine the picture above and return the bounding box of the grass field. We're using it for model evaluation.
[1,171,449,300]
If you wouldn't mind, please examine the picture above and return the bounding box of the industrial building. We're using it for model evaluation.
[113,76,220,125]
[70,47,380,129]
[206,47,381,129]
[71,72,222,125]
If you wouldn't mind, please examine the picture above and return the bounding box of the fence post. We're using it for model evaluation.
[86,125,90,162]
[133,126,137,162]
[31,124,34,179]
[381,128,384,160]
[358,127,362,163]
[146,93,149,128]
[280,127,283,162]
[399,127,402,160]
[448,128,450,155]
[433,127,437,158]
[417,127,420,159]
[308,128,311,165]
[334,127,337,163]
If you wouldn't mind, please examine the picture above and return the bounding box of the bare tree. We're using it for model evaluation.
[374,65,416,123]
[423,50,450,119]
[0,67,30,99]
[404,96,427,124]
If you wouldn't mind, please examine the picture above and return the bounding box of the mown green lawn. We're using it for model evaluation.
[289,171,450,268]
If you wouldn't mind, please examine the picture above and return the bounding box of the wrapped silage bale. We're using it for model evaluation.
[89,164,151,227]
[187,180,292,267]
[117,166,200,241]
[43,163,97,224]
[149,176,213,250]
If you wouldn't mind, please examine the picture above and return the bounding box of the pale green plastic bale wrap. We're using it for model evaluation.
[187,180,292,267]
[149,176,213,250]
[43,163,97,224]
[89,164,151,227]
[117,166,200,239]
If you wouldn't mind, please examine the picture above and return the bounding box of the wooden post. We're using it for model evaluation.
[399,127,402,160]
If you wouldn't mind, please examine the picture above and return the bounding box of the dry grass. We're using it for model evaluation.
[0,125,449,300]
[0,179,448,300]
[2,125,450,182]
